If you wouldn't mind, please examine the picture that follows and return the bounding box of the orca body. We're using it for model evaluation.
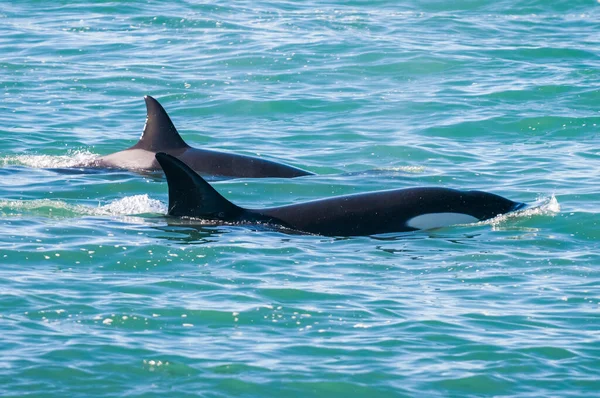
[89,96,313,178]
[155,153,526,236]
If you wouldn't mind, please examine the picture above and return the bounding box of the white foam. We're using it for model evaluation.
[0,195,167,218]
[96,195,167,216]
[1,150,99,168]
[478,195,560,226]
[377,165,426,173]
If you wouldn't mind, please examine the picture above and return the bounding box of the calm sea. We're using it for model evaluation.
[1,1,599,397]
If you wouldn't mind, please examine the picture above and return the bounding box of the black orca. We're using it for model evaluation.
[88,96,313,178]
[155,153,526,236]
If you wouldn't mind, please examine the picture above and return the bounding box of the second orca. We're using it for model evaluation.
[155,153,526,236]
[86,96,313,178]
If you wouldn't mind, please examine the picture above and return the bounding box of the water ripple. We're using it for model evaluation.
[1,0,599,397]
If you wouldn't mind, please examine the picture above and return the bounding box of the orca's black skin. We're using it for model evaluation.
[87,96,313,179]
[155,153,526,237]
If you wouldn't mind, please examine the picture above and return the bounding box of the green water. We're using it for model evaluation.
[1,1,599,397]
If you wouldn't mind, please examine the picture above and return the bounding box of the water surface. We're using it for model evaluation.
[1,1,599,397]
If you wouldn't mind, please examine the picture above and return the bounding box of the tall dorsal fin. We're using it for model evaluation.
[130,96,190,151]
[155,152,243,220]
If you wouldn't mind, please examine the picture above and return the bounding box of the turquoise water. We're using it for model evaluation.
[1,1,599,396]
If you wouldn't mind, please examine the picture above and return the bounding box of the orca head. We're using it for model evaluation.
[462,190,525,220]
[405,189,525,230]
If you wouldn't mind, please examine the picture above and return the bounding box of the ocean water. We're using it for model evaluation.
[1,0,599,396]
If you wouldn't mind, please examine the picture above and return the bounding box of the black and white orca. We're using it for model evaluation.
[87,96,313,178]
[155,153,526,236]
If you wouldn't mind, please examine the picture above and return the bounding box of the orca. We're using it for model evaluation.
[155,153,526,236]
[88,96,313,178]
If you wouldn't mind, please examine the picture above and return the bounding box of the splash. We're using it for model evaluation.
[479,194,560,227]
[96,195,167,216]
[1,150,99,168]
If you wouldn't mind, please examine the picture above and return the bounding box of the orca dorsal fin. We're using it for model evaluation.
[155,152,243,220]
[131,96,190,151]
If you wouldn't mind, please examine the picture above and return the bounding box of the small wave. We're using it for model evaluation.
[1,150,99,168]
[0,195,167,218]
[345,166,426,177]
[377,166,426,173]
[0,198,84,217]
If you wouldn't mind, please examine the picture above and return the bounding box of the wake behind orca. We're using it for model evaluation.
[85,96,313,179]
[155,153,526,237]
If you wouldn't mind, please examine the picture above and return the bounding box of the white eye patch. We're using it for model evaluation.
[406,213,479,230]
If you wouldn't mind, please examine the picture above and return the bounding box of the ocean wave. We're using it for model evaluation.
[0,194,167,218]
[1,150,99,168]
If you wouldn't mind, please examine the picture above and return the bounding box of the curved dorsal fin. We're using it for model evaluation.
[130,96,189,151]
[155,152,243,220]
